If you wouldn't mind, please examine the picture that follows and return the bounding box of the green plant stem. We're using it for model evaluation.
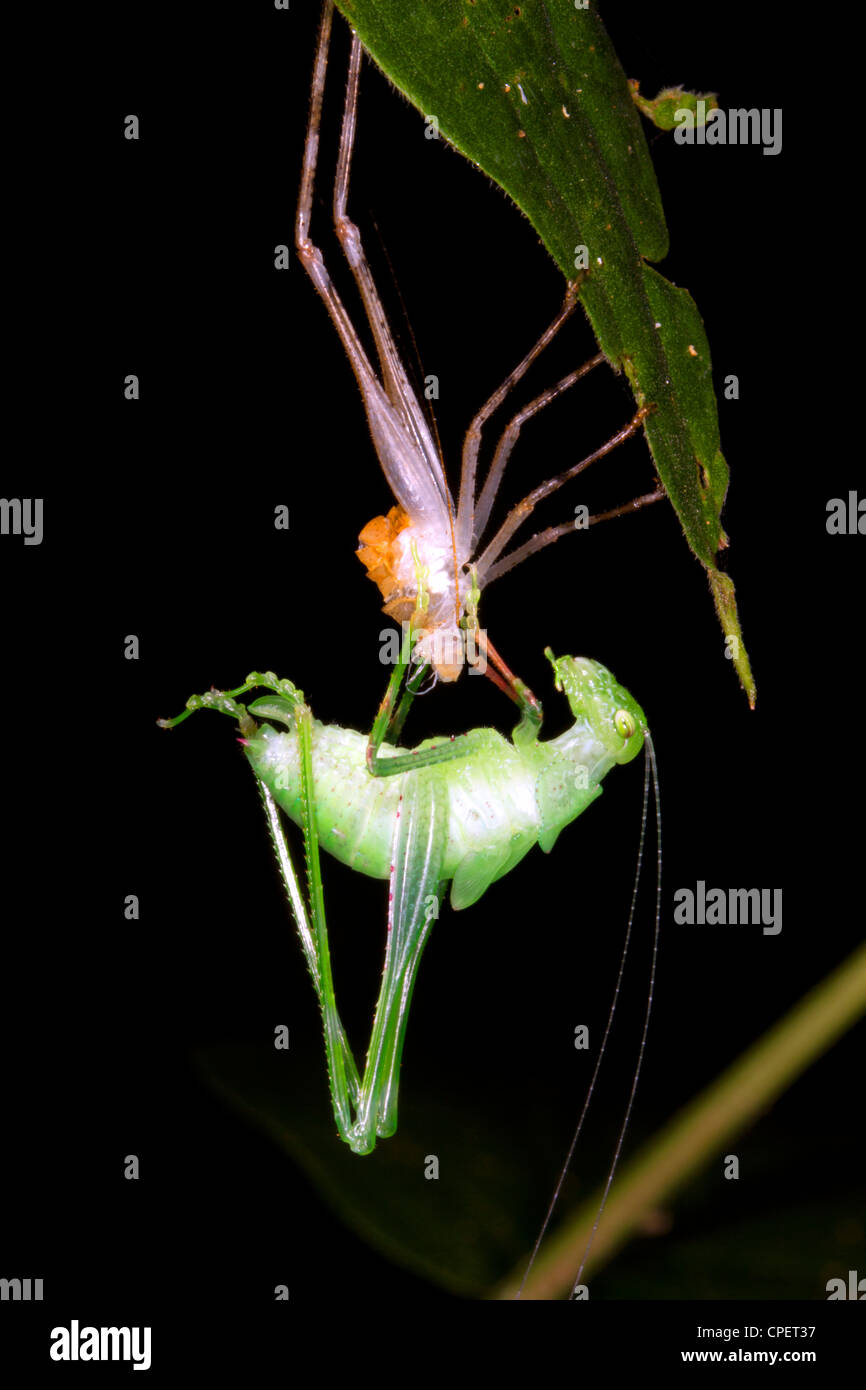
[496,941,866,1299]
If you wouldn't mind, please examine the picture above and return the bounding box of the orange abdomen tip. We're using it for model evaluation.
[357,506,412,611]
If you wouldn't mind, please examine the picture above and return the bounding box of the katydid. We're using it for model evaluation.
[160,0,666,1288]
[158,645,654,1159]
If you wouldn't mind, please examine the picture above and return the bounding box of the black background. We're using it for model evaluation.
[2,0,862,1370]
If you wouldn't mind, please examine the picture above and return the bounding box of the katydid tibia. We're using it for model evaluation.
[158,645,652,1159]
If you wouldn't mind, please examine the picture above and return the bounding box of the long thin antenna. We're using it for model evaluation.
[568,732,661,1295]
[515,731,662,1300]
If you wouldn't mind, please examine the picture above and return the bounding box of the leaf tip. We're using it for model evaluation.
[708,568,756,708]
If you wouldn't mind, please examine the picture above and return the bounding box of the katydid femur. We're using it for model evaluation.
[158,647,655,1159]
[297,1,664,712]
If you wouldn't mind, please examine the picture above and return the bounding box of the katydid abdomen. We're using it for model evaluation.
[243,653,645,911]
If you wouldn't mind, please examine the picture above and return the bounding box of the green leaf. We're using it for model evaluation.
[629,82,718,132]
[333,0,755,705]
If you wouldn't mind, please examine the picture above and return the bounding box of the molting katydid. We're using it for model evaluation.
[159,0,669,1293]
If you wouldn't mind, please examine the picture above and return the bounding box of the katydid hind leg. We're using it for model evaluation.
[482,488,665,588]
[332,31,449,498]
[270,685,364,1150]
[457,285,583,558]
[351,770,449,1146]
[472,351,605,547]
[295,3,408,483]
[474,407,653,581]
[255,778,361,1107]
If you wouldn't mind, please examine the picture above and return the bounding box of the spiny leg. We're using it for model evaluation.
[455,299,606,742]
[441,561,541,743]
[477,631,544,748]
[365,625,414,775]
[160,670,450,1154]
[385,659,433,745]
[252,671,449,1151]
[456,284,584,558]
[295,3,404,442]
[331,29,448,489]
[160,671,365,1147]
[298,0,456,613]
[248,680,360,1145]
[473,352,605,547]
[469,401,657,721]
[256,778,361,1109]
[157,671,302,731]
[273,664,449,1150]
[352,771,448,1143]
[365,629,482,778]
[474,405,654,581]
[483,487,665,586]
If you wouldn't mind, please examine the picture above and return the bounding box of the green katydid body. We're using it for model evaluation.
[159,650,647,1153]
[245,653,647,911]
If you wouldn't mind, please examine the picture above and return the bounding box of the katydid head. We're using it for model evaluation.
[544,648,647,764]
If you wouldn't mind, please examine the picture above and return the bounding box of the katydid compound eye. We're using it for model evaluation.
[614,709,636,740]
